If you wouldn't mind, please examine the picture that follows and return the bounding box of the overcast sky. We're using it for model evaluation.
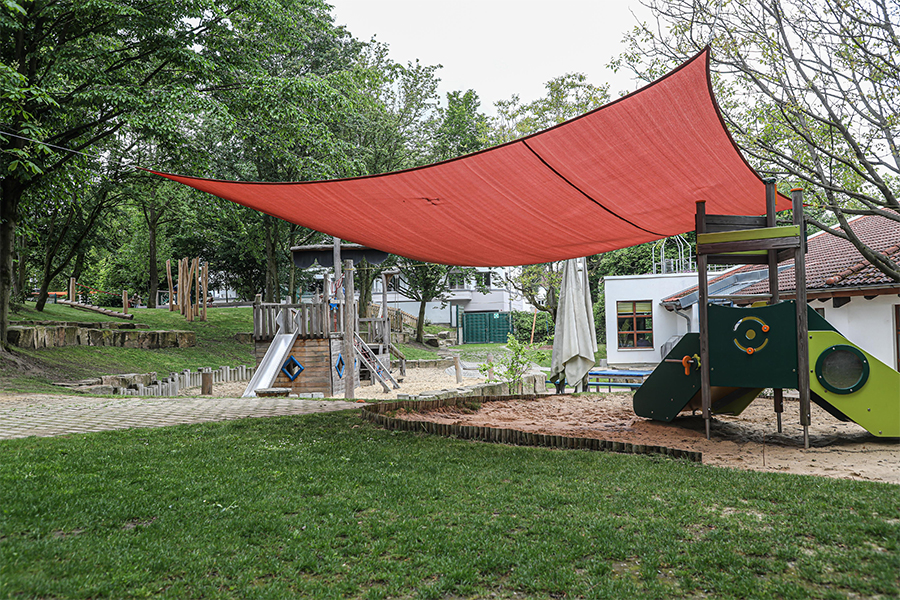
[329,0,653,114]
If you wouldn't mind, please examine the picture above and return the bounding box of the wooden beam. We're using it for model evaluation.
[698,224,800,245]
[343,259,355,400]
[765,179,783,434]
[706,254,770,265]
[696,201,712,440]
[704,214,767,232]
[792,189,811,448]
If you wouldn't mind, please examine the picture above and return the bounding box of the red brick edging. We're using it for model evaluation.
[360,395,702,462]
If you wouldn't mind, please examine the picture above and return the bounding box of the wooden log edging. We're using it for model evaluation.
[360,395,702,463]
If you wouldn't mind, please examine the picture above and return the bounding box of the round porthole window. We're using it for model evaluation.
[814,345,869,394]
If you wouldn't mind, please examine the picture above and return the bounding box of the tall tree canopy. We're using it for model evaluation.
[0,0,345,343]
[613,0,899,280]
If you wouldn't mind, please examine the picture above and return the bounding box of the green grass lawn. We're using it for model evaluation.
[0,411,896,599]
[2,304,255,393]
[394,343,440,361]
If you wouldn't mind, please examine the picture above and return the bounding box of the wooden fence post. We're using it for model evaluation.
[193,257,200,318]
[166,260,174,311]
[201,262,208,321]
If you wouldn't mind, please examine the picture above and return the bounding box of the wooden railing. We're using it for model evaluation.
[367,303,418,332]
[253,300,339,341]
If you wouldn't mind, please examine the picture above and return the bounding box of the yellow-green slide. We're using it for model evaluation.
[808,330,900,438]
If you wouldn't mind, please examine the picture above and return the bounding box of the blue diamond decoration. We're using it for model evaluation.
[335,354,345,379]
[281,355,304,381]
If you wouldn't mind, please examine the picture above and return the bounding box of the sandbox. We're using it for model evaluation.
[392,393,899,484]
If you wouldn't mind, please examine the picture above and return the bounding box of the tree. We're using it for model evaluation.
[345,42,442,173]
[490,74,611,322]
[490,73,610,144]
[0,0,341,345]
[613,0,899,280]
[393,260,482,343]
[429,90,489,162]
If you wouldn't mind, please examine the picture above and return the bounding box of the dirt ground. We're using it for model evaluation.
[179,367,485,401]
[398,393,900,485]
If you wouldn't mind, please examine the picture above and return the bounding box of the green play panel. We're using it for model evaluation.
[708,301,799,389]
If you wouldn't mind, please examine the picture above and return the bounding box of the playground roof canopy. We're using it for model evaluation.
[150,48,789,267]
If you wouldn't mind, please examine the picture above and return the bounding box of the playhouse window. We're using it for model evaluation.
[617,301,653,349]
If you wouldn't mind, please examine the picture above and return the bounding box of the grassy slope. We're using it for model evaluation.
[2,304,254,393]
[0,411,896,599]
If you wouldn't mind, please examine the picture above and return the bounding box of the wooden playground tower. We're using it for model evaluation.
[249,239,402,399]
[694,181,811,446]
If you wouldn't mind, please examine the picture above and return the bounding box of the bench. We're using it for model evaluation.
[585,369,651,393]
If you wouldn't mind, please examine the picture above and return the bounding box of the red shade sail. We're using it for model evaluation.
[149,48,789,267]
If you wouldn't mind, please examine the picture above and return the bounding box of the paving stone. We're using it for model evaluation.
[0,396,361,440]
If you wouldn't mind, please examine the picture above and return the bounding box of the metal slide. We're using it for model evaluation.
[242,332,299,397]
[633,333,763,422]
[242,311,300,397]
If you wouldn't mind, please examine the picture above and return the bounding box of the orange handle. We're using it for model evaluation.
[682,355,692,376]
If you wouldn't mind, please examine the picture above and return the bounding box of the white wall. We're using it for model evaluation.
[814,295,898,368]
[373,267,526,325]
[604,273,699,368]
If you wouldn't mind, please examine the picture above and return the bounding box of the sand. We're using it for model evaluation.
[179,367,485,401]
[397,393,900,485]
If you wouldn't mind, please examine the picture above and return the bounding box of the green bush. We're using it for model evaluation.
[510,310,554,344]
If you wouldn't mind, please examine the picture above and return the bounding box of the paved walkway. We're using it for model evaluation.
[0,395,362,440]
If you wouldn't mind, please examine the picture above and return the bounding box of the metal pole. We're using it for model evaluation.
[791,189,811,448]
[696,201,712,440]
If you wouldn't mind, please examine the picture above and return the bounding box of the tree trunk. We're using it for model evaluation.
[14,233,26,302]
[263,215,278,303]
[356,259,374,319]
[416,298,427,344]
[72,248,85,282]
[0,179,22,349]
[148,204,159,308]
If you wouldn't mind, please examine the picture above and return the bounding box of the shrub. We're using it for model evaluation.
[510,310,554,344]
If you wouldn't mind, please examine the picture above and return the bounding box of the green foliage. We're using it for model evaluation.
[429,89,490,162]
[490,72,610,143]
[613,0,899,279]
[510,309,554,345]
[593,291,606,343]
[479,333,545,391]
[0,411,896,598]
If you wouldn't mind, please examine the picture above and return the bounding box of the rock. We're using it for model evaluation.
[423,335,440,348]
[233,332,253,344]
[79,385,115,395]
[257,387,291,397]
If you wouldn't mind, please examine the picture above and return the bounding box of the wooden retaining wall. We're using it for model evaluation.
[361,395,702,463]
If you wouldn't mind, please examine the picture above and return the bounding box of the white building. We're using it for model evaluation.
[373,267,530,328]
[604,215,900,370]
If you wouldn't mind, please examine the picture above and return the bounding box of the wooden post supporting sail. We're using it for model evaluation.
[695,200,712,440]
[791,188,811,448]
[765,179,785,434]
[342,259,355,400]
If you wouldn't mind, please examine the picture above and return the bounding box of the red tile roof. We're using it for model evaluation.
[664,214,900,305]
